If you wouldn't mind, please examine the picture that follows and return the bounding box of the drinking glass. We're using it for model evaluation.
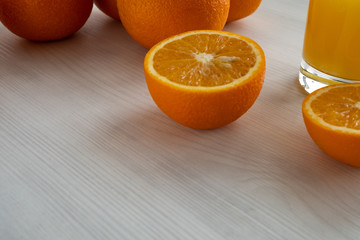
[299,0,360,93]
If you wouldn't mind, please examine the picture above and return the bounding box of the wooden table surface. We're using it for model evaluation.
[1,0,360,239]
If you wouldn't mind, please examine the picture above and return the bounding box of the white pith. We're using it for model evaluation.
[195,52,214,64]
[355,102,360,109]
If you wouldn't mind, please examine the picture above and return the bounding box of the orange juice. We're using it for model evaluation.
[302,0,360,80]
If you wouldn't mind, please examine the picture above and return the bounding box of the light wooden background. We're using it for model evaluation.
[1,0,360,239]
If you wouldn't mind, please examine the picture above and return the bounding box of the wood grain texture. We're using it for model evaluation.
[1,1,360,239]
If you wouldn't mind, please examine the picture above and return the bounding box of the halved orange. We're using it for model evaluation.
[144,30,266,129]
[302,83,360,166]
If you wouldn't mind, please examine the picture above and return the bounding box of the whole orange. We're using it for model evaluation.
[0,0,93,41]
[227,0,262,22]
[117,0,230,49]
[94,0,120,20]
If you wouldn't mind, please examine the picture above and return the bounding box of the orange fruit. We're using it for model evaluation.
[94,0,120,20]
[0,0,93,41]
[302,83,360,167]
[144,30,266,129]
[117,0,230,49]
[227,0,262,22]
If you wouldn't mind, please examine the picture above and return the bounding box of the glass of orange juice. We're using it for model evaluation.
[299,0,360,93]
